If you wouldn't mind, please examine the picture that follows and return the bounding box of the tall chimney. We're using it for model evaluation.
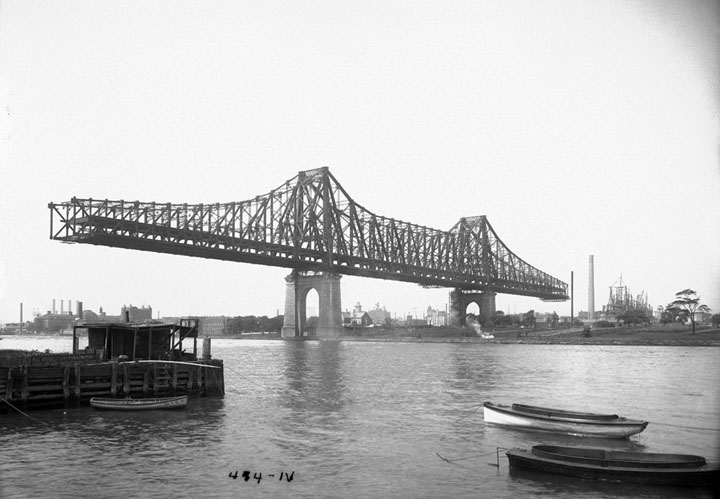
[588,255,595,320]
[53,299,56,314]
[61,299,64,315]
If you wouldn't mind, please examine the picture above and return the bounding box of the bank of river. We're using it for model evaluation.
[226,325,720,347]
[4,325,719,349]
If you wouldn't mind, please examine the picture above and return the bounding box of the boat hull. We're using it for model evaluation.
[89,395,188,411]
[483,403,647,438]
[507,447,719,487]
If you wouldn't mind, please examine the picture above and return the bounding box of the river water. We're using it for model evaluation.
[1,336,719,498]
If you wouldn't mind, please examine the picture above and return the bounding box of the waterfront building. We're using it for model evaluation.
[343,303,373,327]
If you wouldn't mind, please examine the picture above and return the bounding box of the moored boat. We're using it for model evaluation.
[510,403,620,420]
[483,402,648,438]
[89,395,188,411]
[506,445,720,486]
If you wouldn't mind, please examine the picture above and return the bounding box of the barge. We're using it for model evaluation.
[1,318,224,413]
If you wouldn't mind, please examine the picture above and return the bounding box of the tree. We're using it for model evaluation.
[492,310,513,327]
[522,310,536,328]
[659,310,675,325]
[617,309,651,326]
[665,289,711,334]
[711,314,720,328]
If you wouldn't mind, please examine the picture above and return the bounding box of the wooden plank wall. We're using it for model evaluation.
[0,360,224,412]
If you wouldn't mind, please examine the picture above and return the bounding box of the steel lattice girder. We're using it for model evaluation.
[48,167,568,300]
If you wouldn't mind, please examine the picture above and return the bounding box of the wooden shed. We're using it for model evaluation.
[73,318,200,362]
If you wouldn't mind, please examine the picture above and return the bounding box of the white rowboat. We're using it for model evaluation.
[90,395,188,411]
[483,402,648,438]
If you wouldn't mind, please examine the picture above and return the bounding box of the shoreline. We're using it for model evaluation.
[217,324,720,347]
[4,325,719,347]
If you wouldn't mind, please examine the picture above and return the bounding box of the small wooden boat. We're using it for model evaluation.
[483,402,648,438]
[506,445,720,486]
[89,395,188,411]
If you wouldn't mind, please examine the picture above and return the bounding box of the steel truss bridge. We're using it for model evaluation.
[48,167,568,301]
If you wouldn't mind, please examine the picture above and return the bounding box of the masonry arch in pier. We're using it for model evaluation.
[281,271,343,338]
[450,289,496,327]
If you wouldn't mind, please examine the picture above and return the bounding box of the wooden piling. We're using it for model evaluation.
[197,365,204,394]
[0,358,224,413]
[111,362,118,396]
[123,363,130,395]
[5,368,13,401]
[20,366,29,409]
[63,366,70,406]
[74,365,81,403]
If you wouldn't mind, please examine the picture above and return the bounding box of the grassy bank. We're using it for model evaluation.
[331,324,720,346]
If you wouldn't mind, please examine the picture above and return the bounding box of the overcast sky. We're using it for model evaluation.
[1,0,718,324]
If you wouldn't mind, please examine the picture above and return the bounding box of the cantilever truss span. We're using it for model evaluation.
[48,167,568,300]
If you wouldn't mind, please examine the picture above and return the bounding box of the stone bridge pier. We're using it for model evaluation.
[281,271,343,338]
[449,289,496,327]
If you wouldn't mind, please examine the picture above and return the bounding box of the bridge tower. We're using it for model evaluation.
[449,289,496,327]
[281,271,343,338]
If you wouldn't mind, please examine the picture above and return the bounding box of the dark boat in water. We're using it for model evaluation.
[506,445,720,486]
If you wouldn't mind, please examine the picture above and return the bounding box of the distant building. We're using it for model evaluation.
[162,316,230,336]
[121,305,153,322]
[343,303,373,327]
[82,307,121,323]
[405,316,427,327]
[198,316,230,336]
[33,311,76,332]
[424,305,447,326]
[367,303,391,326]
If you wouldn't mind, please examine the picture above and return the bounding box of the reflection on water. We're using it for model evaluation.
[282,340,348,413]
[1,338,718,498]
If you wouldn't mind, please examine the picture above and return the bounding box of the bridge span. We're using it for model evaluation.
[49,167,568,337]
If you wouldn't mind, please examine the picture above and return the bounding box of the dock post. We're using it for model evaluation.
[171,364,177,394]
[111,362,118,397]
[123,364,130,395]
[202,338,211,360]
[142,371,149,395]
[20,366,29,410]
[74,365,81,406]
[62,366,70,407]
[5,368,13,401]
[197,366,204,395]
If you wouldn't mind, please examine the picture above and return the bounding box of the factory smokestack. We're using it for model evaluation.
[588,255,595,320]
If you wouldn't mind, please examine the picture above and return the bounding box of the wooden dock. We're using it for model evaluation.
[1,319,225,413]
[1,358,224,412]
